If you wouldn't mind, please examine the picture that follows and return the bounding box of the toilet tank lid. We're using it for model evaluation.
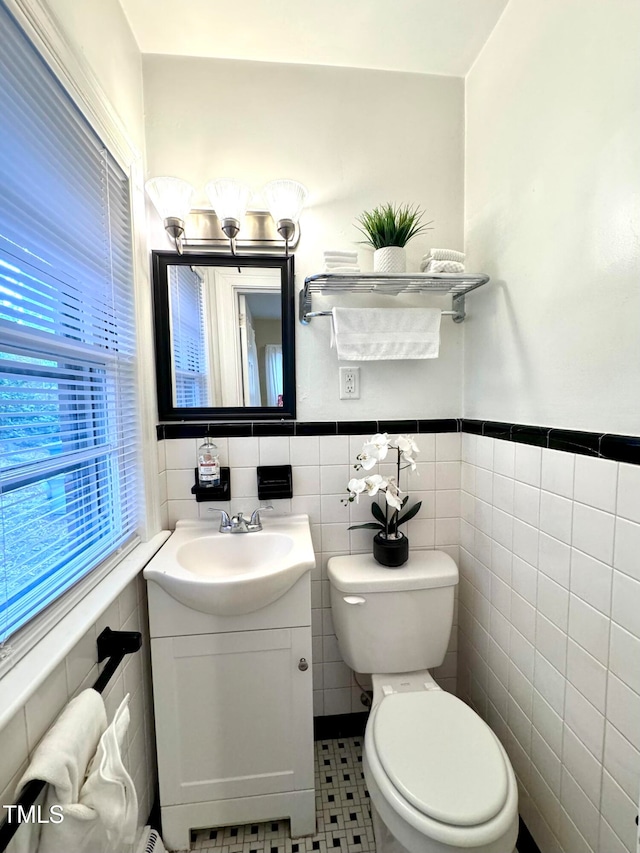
[327,551,458,593]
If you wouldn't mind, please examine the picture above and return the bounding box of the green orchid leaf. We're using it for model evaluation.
[397,501,422,525]
[371,502,386,524]
[348,522,385,531]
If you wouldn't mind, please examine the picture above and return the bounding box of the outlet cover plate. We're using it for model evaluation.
[339,366,360,399]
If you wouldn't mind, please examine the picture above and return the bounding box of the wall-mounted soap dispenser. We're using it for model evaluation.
[198,438,220,486]
[191,438,231,501]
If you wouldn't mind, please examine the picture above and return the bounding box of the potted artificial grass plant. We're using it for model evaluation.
[355,202,432,272]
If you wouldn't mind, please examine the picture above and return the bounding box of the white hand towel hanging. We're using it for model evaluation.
[331,307,442,361]
[10,689,107,853]
[31,694,138,853]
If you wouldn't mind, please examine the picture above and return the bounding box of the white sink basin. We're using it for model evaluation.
[143,514,315,616]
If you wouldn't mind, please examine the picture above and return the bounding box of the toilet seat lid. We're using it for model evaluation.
[373,691,508,827]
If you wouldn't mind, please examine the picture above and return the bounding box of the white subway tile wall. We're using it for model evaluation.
[458,434,640,853]
[0,576,157,835]
[158,433,461,713]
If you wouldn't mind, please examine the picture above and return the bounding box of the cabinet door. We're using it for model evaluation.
[152,628,313,806]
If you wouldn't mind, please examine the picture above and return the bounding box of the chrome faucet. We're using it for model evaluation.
[207,506,273,533]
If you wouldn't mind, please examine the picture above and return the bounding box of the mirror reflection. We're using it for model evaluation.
[168,264,283,408]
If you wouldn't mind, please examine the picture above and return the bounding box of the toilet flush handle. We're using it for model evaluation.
[343,595,366,605]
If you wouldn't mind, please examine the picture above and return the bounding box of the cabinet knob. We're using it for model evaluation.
[298,658,309,672]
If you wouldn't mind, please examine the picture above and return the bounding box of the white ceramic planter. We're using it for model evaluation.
[373,246,406,273]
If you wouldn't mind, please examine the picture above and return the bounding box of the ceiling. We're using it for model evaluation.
[119,0,509,77]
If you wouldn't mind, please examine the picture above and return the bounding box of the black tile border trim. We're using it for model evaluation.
[157,418,640,466]
[461,419,640,465]
[157,419,461,441]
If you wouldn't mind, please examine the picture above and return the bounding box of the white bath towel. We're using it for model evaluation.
[420,260,466,273]
[35,694,138,853]
[331,307,441,360]
[422,248,465,263]
[9,689,107,853]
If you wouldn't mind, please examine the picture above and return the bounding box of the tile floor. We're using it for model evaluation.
[190,737,374,853]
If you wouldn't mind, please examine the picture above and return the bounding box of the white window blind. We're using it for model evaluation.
[169,265,210,407]
[0,1,140,643]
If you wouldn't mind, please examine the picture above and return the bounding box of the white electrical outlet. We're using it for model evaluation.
[339,366,360,399]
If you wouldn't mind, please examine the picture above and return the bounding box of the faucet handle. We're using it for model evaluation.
[206,507,232,531]
[249,505,273,526]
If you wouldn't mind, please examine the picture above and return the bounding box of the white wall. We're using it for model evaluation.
[143,56,465,421]
[44,0,145,153]
[464,0,640,435]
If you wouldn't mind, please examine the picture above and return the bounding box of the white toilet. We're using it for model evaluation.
[327,551,519,853]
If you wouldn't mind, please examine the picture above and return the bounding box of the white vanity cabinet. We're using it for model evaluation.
[148,573,315,852]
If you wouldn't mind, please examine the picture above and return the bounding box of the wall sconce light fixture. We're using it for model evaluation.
[263,179,308,255]
[145,176,195,254]
[205,178,251,255]
[145,176,306,254]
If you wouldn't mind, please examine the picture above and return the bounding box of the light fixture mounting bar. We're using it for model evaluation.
[182,209,300,251]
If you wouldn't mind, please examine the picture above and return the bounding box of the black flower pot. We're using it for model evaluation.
[373,531,409,568]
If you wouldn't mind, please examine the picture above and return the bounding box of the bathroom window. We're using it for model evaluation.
[0,3,139,642]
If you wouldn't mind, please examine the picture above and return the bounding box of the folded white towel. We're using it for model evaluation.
[420,260,466,273]
[325,265,361,273]
[35,694,138,853]
[331,307,441,361]
[324,249,358,260]
[422,248,465,262]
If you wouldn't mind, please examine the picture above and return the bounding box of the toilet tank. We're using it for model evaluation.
[327,551,458,674]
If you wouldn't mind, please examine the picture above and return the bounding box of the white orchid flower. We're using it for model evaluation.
[393,434,420,470]
[384,479,403,511]
[357,433,391,470]
[363,474,386,496]
[347,478,367,502]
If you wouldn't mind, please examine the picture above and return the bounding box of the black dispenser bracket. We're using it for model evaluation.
[257,465,293,500]
[191,466,231,501]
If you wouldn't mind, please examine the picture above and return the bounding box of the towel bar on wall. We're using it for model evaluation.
[0,627,142,851]
[299,272,490,324]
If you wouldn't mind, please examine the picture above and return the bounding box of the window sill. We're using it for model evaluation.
[0,531,170,730]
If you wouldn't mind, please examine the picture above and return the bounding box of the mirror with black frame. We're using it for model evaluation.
[152,252,296,420]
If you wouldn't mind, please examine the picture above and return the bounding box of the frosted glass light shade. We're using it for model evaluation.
[205,179,252,223]
[145,176,195,222]
[263,179,308,225]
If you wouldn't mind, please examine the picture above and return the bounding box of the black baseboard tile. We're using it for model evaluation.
[601,433,640,465]
[460,418,483,434]
[314,712,368,741]
[548,428,602,456]
[516,816,542,853]
[417,418,459,433]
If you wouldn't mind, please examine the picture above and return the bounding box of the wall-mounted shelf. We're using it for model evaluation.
[299,272,490,324]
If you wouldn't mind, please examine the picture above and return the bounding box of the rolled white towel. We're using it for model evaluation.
[422,248,465,263]
[421,260,466,273]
